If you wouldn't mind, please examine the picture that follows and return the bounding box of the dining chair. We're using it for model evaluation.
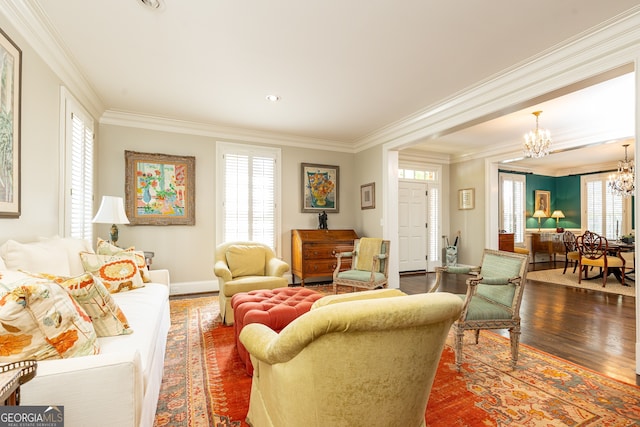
[576,231,625,287]
[562,231,580,274]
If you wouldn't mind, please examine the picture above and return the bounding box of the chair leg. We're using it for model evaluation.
[602,267,607,287]
[563,258,568,274]
[509,326,521,369]
[333,282,337,294]
[454,326,464,372]
[474,329,480,344]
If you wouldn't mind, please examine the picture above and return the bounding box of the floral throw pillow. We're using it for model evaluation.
[60,273,133,337]
[80,252,145,294]
[0,278,99,362]
[96,238,151,283]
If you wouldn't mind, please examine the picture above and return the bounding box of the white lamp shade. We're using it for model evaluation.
[92,196,130,224]
[532,210,547,218]
[551,210,565,219]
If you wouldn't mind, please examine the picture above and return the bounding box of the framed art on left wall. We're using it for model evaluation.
[0,29,21,218]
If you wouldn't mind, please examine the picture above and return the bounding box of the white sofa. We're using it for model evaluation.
[0,237,171,427]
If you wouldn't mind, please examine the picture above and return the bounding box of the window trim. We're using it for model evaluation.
[59,87,95,240]
[215,141,282,255]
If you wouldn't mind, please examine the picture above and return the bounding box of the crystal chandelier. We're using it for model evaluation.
[523,111,552,158]
[608,144,635,198]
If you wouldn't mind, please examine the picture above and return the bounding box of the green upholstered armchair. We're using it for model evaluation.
[430,248,529,370]
[214,241,289,325]
[332,238,389,293]
[239,290,463,427]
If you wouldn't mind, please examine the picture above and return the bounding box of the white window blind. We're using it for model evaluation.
[62,90,94,241]
[499,173,525,244]
[427,186,439,261]
[584,174,624,239]
[219,143,280,251]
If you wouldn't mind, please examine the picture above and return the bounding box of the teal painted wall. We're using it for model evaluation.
[503,171,633,231]
[521,174,581,230]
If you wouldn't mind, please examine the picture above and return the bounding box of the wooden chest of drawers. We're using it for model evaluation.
[498,233,514,252]
[291,229,358,285]
[531,232,565,263]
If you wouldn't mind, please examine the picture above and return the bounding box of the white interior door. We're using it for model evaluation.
[398,181,427,272]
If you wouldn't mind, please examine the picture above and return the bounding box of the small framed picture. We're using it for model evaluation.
[360,182,375,209]
[534,190,551,217]
[458,188,475,210]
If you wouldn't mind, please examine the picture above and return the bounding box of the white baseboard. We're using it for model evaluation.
[170,279,218,296]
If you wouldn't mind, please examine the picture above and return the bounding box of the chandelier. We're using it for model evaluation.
[607,144,635,198]
[523,111,552,158]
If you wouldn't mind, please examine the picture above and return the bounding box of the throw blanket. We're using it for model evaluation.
[355,238,383,271]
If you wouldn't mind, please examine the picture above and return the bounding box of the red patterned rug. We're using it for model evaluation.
[154,295,640,426]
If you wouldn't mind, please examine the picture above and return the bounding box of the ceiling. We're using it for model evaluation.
[24,1,639,170]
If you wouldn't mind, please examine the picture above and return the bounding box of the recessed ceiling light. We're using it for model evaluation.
[266,94,280,102]
[138,0,162,10]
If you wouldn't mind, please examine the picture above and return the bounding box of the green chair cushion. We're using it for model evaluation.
[456,294,513,321]
[336,270,386,282]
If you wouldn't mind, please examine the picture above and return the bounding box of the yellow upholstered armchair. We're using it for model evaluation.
[332,237,389,293]
[239,290,463,427]
[430,249,529,370]
[214,241,290,325]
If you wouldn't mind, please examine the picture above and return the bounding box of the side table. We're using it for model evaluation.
[0,360,37,406]
[0,370,21,405]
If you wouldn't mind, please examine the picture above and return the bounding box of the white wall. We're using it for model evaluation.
[97,124,358,285]
[449,158,486,265]
[0,15,66,241]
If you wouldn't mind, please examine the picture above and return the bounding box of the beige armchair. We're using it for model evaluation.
[239,290,463,427]
[214,241,289,325]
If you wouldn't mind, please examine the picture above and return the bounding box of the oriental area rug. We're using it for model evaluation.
[154,295,640,427]
[527,268,636,297]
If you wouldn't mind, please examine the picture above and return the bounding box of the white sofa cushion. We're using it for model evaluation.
[0,237,93,277]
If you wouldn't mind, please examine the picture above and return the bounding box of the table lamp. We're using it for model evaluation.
[92,196,130,246]
[532,210,547,232]
[551,210,565,232]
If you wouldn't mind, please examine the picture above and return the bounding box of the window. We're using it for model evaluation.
[216,142,281,252]
[499,172,525,244]
[61,88,95,241]
[582,173,628,239]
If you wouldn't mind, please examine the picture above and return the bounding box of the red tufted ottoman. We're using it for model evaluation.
[231,287,324,375]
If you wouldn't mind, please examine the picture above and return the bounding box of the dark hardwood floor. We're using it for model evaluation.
[400,261,638,385]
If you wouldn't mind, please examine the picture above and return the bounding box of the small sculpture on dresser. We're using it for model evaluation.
[318,211,328,229]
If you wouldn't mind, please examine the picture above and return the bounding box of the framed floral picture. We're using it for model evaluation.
[0,29,21,218]
[125,150,196,225]
[301,163,339,213]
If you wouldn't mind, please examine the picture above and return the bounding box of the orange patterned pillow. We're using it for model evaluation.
[0,277,99,362]
[96,238,151,283]
[80,252,145,293]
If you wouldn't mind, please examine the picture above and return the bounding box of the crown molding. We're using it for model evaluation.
[0,0,105,119]
[357,6,640,152]
[100,110,353,153]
